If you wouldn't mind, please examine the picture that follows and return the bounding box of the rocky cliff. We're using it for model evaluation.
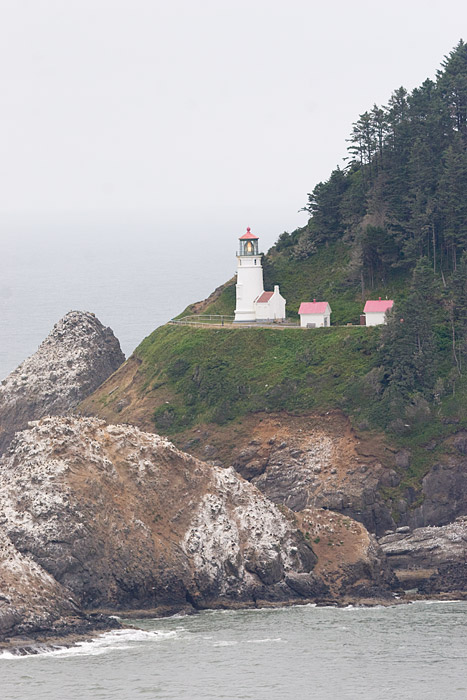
[0,526,76,640]
[0,415,322,612]
[379,517,467,595]
[0,311,125,455]
[170,412,399,537]
[195,414,467,537]
[402,432,467,530]
[0,526,113,649]
[0,415,394,645]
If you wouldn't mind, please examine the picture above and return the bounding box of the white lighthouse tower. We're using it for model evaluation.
[234,228,264,322]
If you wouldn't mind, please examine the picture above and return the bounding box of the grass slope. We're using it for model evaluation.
[135,323,380,433]
[128,237,467,511]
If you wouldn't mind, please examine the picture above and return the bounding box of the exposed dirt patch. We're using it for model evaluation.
[79,355,175,433]
[173,411,398,535]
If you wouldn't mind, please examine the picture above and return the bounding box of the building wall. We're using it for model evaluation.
[300,312,330,328]
[255,291,286,321]
[235,255,264,322]
[365,311,388,326]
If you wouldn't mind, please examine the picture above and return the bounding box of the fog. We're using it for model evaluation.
[0,0,466,375]
[1,0,465,241]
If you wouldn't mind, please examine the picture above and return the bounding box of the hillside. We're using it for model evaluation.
[82,43,467,534]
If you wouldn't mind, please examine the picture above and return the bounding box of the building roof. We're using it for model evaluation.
[239,227,259,240]
[298,301,330,315]
[256,291,274,303]
[364,299,394,313]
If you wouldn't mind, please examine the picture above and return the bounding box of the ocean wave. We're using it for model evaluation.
[245,638,283,644]
[0,627,180,660]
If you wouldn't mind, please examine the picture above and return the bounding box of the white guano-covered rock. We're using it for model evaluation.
[0,416,320,620]
[0,311,125,454]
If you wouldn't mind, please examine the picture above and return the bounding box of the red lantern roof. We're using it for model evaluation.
[239,227,259,240]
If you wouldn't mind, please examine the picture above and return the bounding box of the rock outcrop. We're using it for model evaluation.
[0,417,320,623]
[0,526,77,639]
[174,413,399,536]
[0,525,116,650]
[296,507,396,599]
[0,311,125,455]
[379,517,467,594]
[400,434,467,529]
[0,416,395,643]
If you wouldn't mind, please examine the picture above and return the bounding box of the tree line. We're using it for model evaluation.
[295,40,467,280]
[278,42,467,424]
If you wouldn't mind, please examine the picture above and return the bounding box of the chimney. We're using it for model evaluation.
[274,285,279,294]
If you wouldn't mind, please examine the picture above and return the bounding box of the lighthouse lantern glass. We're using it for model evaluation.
[241,239,258,255]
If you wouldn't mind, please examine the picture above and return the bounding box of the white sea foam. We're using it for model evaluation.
[245,638,283,644]
[0,626,179,660]
[417,599,461,605]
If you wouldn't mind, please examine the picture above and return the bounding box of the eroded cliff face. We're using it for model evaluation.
[379,517,467,595]
[174,412,399,536]
[81,356,467,539]
[0,311,125,455]
[403,432,467,529]
[0,416,395,644]
[0,416,321,614]
[0,526,77,639]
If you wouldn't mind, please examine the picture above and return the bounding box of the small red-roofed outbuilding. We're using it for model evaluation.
[363,298,394,326]
[298,300,332,328]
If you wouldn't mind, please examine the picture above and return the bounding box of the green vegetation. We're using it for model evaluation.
[200,284,236,317]
[130,43,467,516]
[135,324,380,433]
[194,42,467,440]
[297,42,467,277]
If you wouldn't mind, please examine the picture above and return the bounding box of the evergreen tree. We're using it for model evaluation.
[437,40,467,144]
[379,259,439,397]
[437,141,467,270]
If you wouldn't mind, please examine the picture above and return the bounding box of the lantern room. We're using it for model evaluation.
[238,227,259,256]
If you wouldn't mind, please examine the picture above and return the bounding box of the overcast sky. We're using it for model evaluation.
[0,0,466,248]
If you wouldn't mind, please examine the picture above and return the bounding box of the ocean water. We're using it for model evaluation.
[2,227,467,698]
[0,223,236,380]
[2,602,467,700]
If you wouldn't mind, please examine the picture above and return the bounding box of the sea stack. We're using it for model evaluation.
[0,311,125,455]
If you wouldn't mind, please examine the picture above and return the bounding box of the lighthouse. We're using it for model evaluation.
[234,228,264,322]
[234,228,286,322]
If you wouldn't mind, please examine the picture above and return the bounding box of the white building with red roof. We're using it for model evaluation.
[234,228,286,322]
[363,298,394,326]
[254,286,286,321]
[298,301,332,328]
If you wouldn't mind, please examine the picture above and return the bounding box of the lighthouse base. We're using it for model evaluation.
[234,309,257,322]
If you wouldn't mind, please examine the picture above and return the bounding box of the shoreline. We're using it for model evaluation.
[3,591,467,656]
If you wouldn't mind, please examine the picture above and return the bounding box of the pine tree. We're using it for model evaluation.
[379,258,439,397]
[437,141,467,270]
[437,40,467,145]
